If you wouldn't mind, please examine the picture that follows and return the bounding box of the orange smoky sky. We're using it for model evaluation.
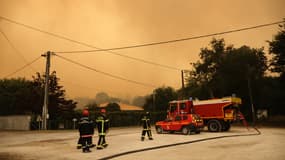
[0,0,284,101]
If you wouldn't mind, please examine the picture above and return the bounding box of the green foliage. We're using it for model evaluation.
[32,71,77,120]
[186,38,267,100]
[143,86,178,111]
[268,21,285,81]
[0,78,42,115]
[257,77,285,115]
[0,71,77,122]
[181,38,279,118]
[105,102,121,112]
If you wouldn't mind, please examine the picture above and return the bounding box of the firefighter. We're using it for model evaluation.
[96,108,109,149]
[141,111,153,141]
[78,109,95,153]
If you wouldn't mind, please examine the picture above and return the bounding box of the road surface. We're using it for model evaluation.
[0,126,284,160]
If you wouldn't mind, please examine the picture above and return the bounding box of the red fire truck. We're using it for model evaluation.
[155,96,242,133]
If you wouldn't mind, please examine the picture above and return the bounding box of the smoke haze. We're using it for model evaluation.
[0,0,284,101]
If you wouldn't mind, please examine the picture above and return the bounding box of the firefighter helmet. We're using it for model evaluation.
[101,108,106,113]
[82,109,89,116]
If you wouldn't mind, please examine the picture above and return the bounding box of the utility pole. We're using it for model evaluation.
[152,91,156,111]
[247,65,256,126]
[248,77,256,126]
[181,70,185,89]
[41,51,51,130]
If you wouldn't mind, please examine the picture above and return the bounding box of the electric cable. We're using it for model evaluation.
[3,56,42,78]
[0,16,181,71]
[55,20,285,54]
[0,27,36,72]
[54,53,157,88]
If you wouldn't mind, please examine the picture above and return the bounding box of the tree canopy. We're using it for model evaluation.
[0,71,77,120]
[268,21,285,81]
[143,86,178,111]
[175,38,271,118]
[0,78,41,115]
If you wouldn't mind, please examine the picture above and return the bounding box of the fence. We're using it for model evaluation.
[0,115,31,130]
[30,111,167,130]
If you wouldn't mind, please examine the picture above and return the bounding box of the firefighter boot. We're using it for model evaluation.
[149,137,153,140]
[82,147,91,153]
[141,137,145,141]
[77,144,82,149]
[97,145,104,150]
[102,143,108,148]
[89,144,96,148]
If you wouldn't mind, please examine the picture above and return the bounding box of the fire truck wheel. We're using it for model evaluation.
[181,126,190,135]
[207,120,222,132]
[156,126,163,134]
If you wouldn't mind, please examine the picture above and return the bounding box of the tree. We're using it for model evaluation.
[186,39,231,98]
[268,21,285,82]
[186,38,267,97]
[132,96,146,107]
[143,86,178,111]
[106,103,121,112]
[0,78,42,115]
[32,71,77,120]
[266,21,285,115]
[185,38,268,118]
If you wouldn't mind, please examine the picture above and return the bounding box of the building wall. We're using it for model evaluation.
[0,115,31,130]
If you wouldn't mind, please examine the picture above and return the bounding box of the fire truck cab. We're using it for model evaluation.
[155,100,204,135]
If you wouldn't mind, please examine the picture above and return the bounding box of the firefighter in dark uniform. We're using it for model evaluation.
[96,108,109,149]
[141,111,153,141]
[78,109,95,153]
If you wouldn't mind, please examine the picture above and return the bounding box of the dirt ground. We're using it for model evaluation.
[0,126,284,160]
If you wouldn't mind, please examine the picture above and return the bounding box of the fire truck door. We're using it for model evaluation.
[171,116,182,130]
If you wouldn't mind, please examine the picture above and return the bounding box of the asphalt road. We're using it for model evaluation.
[0,126,284,160]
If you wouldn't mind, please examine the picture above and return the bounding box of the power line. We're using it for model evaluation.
[0,26,36,72]
[3,56,42,78]
[55,20,285,53]
[54,54,157,88]
[107,50,181,70]
[0,16,181,71]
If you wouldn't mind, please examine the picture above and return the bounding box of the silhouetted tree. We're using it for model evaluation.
[106,102,121,112]
[132,96,146,107]
[32,71,77,120]
[144,86,178,111]
[268,21,285,82]
[185,38,268,118]
[0,78,42,115]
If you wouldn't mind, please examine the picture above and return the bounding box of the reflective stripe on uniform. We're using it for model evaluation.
[99,133,106,136]
[81,134,93,138]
